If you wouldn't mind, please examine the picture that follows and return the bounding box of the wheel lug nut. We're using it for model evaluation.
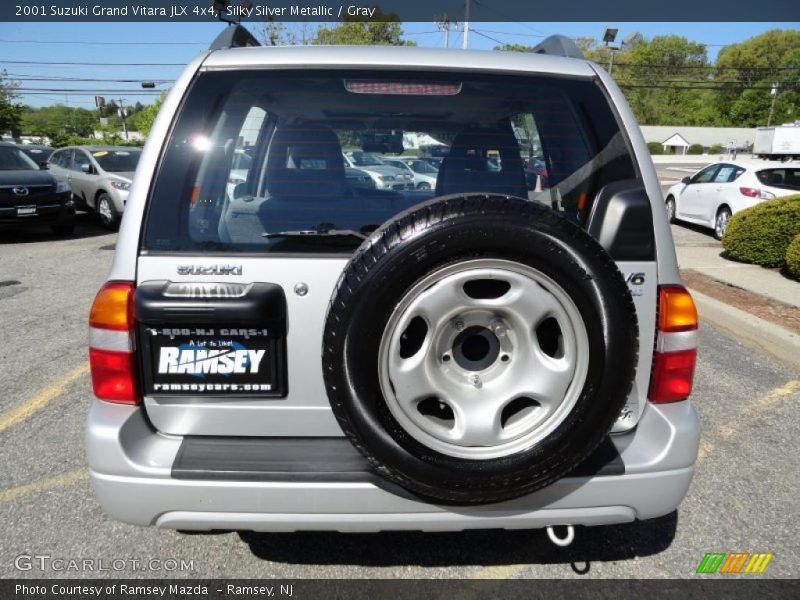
[442,354,451,363]
[454,319,465,332]
[471,374,482,388]
[491,320,506,337]
[501,354,510,362]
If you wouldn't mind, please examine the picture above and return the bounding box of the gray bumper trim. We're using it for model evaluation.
[86,399,699,531]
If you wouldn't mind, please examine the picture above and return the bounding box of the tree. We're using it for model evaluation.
[21,105,96,139]
[493,43,535,53]
[713,29,800,126]
[611,35,712,125]
[129,93,166,136]
[313,10,415,46]
[0,71,23,136]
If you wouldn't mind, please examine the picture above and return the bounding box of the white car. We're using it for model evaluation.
[342,151,414,190]
[381,158,438,190]
[664,160,800,239]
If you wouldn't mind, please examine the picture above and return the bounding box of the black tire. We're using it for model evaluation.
[96,193,120,230]
[665,196,676,224]
[417,182,431,190]
[50,215,75,235]
[322,194,638,505]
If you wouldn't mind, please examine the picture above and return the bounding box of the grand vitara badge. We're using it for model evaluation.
[177,264,243,276]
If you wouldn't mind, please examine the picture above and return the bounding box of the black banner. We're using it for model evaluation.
[3,0,800,22]
[3,579,800,599]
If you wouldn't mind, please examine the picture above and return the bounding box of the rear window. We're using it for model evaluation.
[143,69,637,254]
[756,168,800,191]
[92,149,141,172]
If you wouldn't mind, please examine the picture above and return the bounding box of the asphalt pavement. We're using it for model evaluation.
[0,212,798,580]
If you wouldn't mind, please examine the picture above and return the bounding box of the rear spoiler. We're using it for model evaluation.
[531,35,585,60]
[209,24,261,51]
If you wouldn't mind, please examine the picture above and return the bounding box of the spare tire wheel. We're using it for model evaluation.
[322,194,638,504]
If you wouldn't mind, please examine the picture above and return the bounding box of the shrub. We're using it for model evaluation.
[786,233,800,278]
[708,144,724,154]
[647,142,664,155]
[722,194,800,267]
[687,144,705,155]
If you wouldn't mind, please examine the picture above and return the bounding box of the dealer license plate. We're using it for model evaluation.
[142,326,281,396]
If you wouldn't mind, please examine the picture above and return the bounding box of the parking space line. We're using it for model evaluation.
[0,363,89,434]
[698,379,799,461]
[0,468,87,503]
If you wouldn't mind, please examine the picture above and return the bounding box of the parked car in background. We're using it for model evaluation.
[48,146,142,230]
[342,150,414,190]
[0,141,74,234]
[16,144,54,169]
[664,160,800,239]
[381,157,438,190]
[418,156,443,170]
[523,157,549,190]
[344,167,377,190]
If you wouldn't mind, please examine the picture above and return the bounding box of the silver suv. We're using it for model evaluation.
[87,29,699,537]
[49,146,141,230]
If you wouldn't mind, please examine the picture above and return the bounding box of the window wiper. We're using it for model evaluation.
[262,229,367,240]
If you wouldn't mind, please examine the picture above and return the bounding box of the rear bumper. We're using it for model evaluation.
[86,400,699,532]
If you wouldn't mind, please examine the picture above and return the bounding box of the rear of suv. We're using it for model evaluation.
[87,29,699,534]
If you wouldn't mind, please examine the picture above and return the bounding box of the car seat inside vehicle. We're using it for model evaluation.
[435,127,527,198]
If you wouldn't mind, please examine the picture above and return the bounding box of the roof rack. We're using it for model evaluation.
[209,24,261,51]
[531,35,584,60]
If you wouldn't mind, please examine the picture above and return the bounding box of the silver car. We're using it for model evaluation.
[86,30,699,539]
[48,146,141,229]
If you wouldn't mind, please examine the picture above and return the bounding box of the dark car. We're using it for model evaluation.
[0,142,75,234]
[16,144,54,169]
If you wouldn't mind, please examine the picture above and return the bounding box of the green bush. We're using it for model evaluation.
[687,144,705,155]
[708,144,724,154]
[722,194,800,267]
[647,142,664,155]
[786,233,800,278]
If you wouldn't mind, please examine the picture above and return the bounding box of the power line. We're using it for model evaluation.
[8,75,173,83]
[1,59,185,66]
[619,84,798,90]
[15,89,166,94]
[0,38,206,46]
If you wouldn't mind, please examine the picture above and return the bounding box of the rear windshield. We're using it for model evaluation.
[756,167,800,191]
[92,149,141,172]
[143,69,637,254]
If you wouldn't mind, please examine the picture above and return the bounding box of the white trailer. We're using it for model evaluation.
[754,125,800,160]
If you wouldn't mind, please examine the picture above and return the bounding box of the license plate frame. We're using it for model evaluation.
[139,325,286,398]
[16,205,37,216]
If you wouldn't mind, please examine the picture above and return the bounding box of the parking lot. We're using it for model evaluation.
[0,209,798,579]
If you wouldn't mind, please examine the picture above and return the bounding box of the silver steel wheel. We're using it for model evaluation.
[378,259,590,460]
[715,208,730,239]
[98,196,113,226]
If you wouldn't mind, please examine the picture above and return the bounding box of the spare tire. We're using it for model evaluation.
[322,194,638,504]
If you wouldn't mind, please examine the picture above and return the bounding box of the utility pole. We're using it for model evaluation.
[116,98,129,141]
[462,0,470,49]
[767,83,778,127]
[435,14,455,48]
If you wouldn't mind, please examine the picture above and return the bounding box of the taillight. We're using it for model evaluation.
[740,187,775,199]
[88,281,140,404]
[649,285,698,403]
